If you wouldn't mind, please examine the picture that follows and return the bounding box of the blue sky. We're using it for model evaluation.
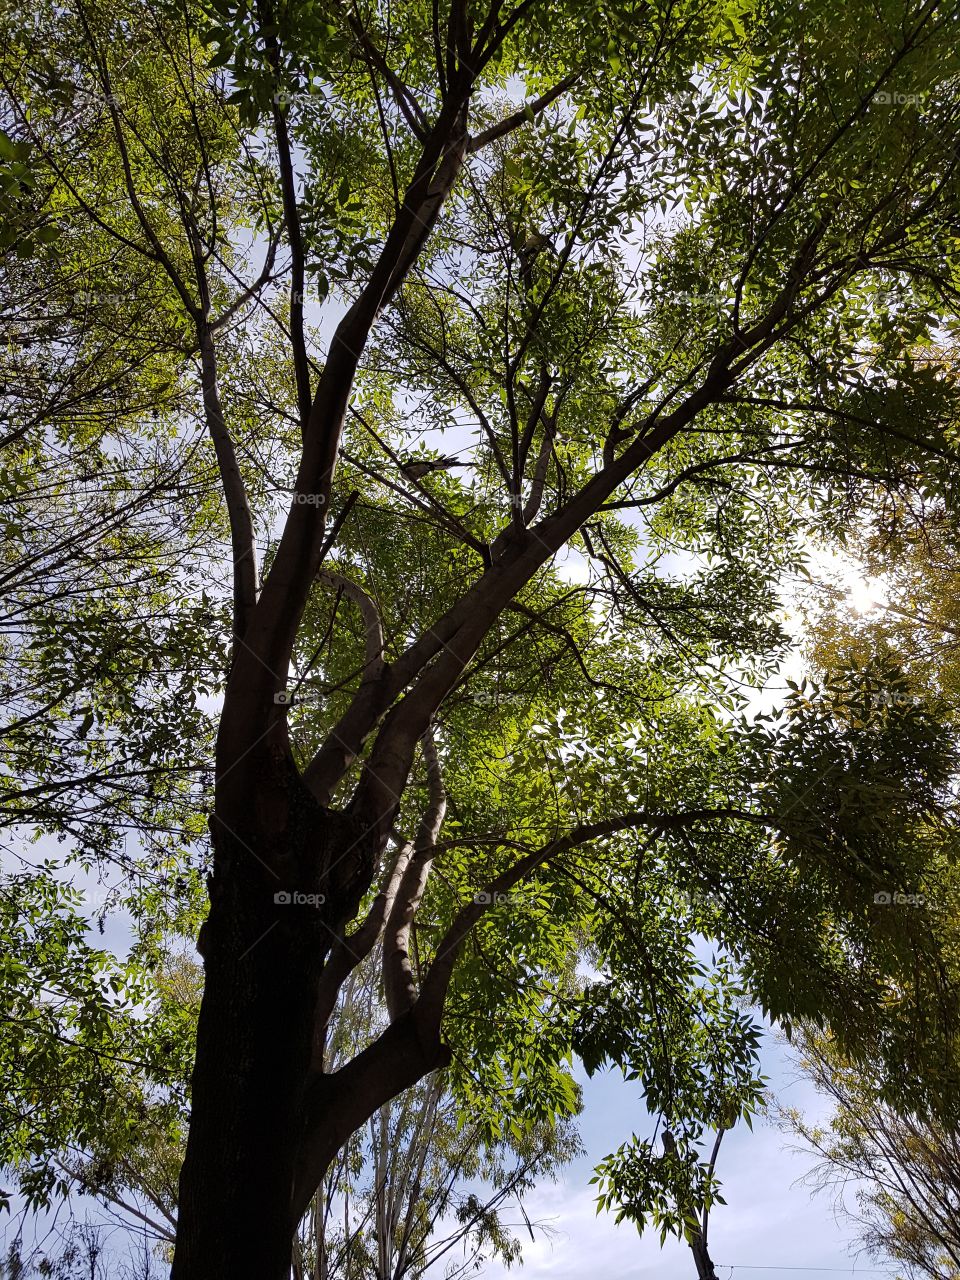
[480,1033,895,1280]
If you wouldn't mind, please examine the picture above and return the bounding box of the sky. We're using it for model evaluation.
[478,1033,894,1280]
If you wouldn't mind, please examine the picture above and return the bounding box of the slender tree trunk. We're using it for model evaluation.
[691,1235,719,1280]
[661,1130,720,1280]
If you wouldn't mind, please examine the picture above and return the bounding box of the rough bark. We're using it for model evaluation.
[171,775,384,1280]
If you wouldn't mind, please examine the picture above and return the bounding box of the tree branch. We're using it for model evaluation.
[417,807,774,1026]
[216,94,475,799]
[316,569,386,686]
[383,727,447,1020]
[347,12,429,140]
[310,838,414,1070]
[198,325,259,640]
[269,98,312,430]
[467,72,581,152]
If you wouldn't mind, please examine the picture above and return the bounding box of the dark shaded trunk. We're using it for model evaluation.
[171,780,378,1280]
[171,921,313,1280]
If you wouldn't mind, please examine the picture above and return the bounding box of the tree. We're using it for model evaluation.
[660,1125,724,1280]
[3,0,960,1276]
[0,879,195,1221]
[782,478,960,1280]
[783,1029,960,1280]
[0,50,227,864]
[806,498,960,713]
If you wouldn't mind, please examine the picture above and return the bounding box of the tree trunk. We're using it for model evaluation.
[691,1236,719,1280]
[171,779,378,1280]
[171,924,313,1279]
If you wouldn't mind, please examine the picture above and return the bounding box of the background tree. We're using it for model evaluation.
[807,503,960,714]
[0,59,227,863]
[296,955,582,1280]
[781,473,960,1280]
[782,1028,960,1280]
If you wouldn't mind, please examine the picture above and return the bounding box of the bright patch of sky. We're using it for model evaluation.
[478,1038,889,1280]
